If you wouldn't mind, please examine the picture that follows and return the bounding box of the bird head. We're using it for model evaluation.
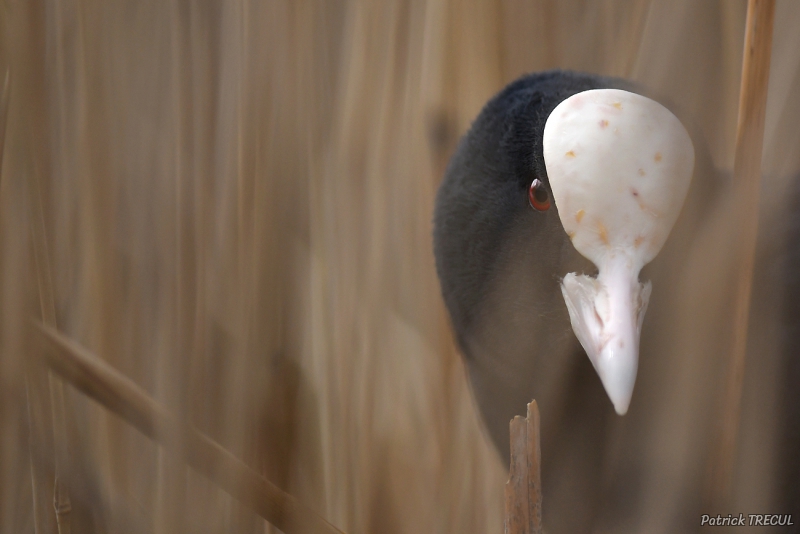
[543,89,694,414]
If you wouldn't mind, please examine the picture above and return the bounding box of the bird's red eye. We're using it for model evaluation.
[528,179,551,211]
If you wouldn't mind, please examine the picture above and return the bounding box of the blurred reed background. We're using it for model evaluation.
[1,1,799,533]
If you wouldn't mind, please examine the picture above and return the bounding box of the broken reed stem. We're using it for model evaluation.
[32,321,347,534]
[504,401,542,534]
[711,0,775,506]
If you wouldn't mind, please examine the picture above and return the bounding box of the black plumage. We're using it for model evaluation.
[433,70,635,460]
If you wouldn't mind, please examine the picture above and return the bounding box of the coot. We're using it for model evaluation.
[433,69,694,459]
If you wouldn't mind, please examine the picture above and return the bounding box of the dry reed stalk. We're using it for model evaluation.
[23,368,58,534]
[504,401,542,534]
[710,0,775,505]
[12,1,73,531]
[33,321,346,534]
[29,164,73,534]
[0,70,8,174]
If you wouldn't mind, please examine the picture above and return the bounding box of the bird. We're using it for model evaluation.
[432,67,703,473]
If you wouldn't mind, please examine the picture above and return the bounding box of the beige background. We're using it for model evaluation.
[1,1,799,532]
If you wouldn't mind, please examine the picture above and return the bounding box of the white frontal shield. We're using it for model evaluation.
[543,89,694,414]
